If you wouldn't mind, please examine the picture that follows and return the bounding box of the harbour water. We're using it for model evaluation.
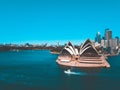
[0,50,120,90]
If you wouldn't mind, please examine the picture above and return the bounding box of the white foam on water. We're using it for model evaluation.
[64,69,86,75]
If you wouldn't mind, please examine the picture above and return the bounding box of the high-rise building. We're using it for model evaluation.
[104,40,109,48]
[109,39,118,49]
[95,32,101,43]
[105,29,112,40]
[115,36,119,46]
[104,29,112,47]
[101,39,105,47]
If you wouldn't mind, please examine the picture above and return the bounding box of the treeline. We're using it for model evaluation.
[0,44,64,52]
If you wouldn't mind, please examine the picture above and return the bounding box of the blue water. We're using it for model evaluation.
[0,50,120,90]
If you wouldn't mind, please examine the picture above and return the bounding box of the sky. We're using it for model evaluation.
[0,0,120,44]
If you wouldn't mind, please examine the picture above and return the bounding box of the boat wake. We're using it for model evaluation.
[64,69,86,75]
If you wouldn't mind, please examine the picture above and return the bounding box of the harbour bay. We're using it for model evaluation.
[0,50,120,90]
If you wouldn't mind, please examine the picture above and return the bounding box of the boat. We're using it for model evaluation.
[64,69,71,74]
[64,69,78,74]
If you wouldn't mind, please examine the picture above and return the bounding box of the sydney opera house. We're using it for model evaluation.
[56,39,110,68]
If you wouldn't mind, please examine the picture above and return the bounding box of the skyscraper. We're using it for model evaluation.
[104,29,112,47]
[115,36,119,46]
[95,32,101,43]
[105,29,112,40]
[109,39,118,49]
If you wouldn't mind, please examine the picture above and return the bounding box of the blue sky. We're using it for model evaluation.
[0,0,120,44]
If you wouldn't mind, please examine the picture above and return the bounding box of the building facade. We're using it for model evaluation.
[95,32,101,43]
[105,29,112,40]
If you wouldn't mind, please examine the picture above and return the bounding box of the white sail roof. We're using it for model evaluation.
[60,39,99,57]
[64,47,74,55]
[60,42,79,56]
[79,39,99,56]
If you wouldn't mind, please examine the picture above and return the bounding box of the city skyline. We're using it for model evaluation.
[0,28,119,45]
[0,29,118,45]
[0,0,120,43]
